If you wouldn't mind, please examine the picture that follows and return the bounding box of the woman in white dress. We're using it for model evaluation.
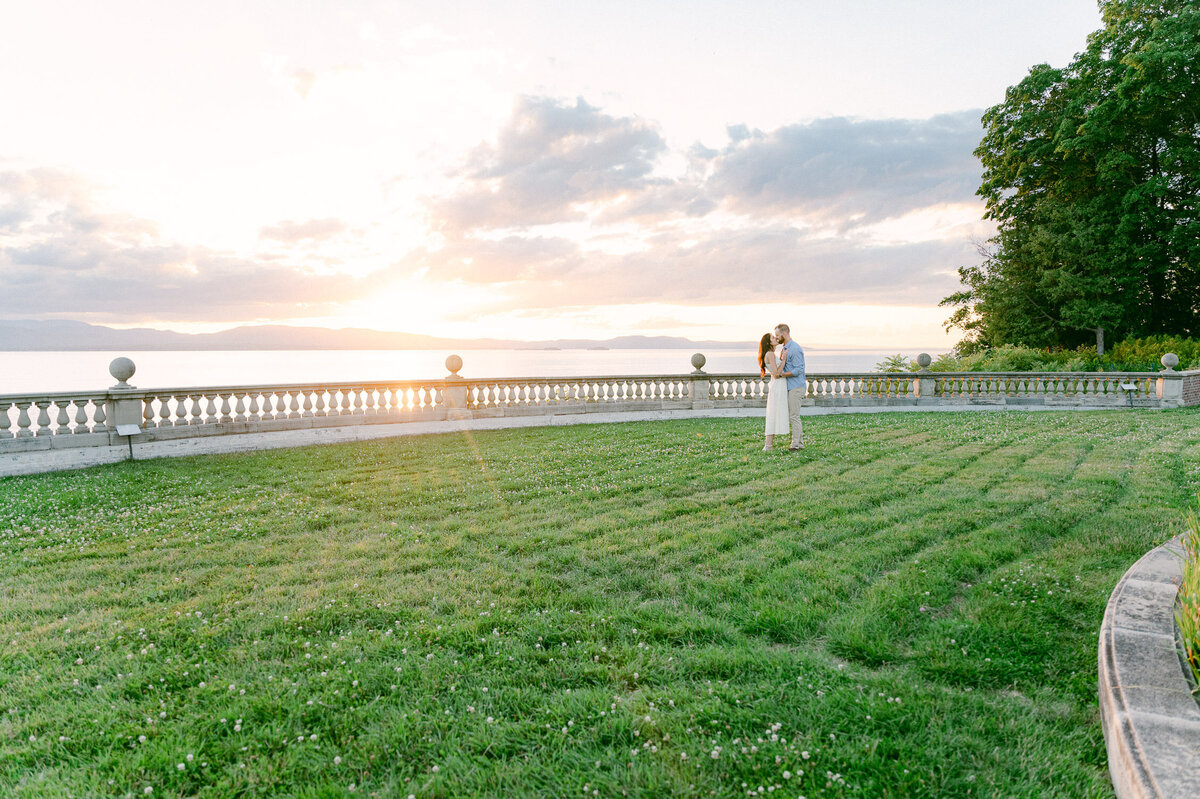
[758,332,789,450]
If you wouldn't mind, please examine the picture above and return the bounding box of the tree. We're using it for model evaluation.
[943,0,1200,353]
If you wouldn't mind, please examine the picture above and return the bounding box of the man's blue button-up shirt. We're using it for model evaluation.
[783,340,806,391]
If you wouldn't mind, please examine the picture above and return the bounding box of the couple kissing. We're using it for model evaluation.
[757,323,806,451]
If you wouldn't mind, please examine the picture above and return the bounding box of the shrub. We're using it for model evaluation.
[890,337,1200,373]
[872,354,913,372]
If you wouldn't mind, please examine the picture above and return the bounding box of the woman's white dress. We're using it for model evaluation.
[764,352,789,436]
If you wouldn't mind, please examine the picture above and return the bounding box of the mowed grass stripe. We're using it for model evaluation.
[2,410,1199,797]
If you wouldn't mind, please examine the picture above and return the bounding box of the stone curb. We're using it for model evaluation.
[1099,537,1200,798]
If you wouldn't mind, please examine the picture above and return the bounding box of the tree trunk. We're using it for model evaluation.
[1095,326,1105,357]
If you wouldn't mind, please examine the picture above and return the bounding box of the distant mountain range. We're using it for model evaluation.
[0,319,746,351]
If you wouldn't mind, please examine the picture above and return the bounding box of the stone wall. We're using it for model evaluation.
[1182,370,1200,407]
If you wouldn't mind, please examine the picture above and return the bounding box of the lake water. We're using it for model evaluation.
[0,348,928,395]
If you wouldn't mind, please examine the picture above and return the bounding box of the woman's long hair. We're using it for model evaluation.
[757,333,773,377]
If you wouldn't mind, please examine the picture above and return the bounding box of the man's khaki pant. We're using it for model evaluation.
[787,386,805,448]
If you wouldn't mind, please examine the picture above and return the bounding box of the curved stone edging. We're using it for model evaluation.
[1099,536,1200,798]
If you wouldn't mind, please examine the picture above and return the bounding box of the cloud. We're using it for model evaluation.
[410,99,986,311]
[1,99,988,327]
[395,224,971,311]
[0,169,361,321]
[432,96,668,231]
[430,101,983,235]
[702,111,984,226]
[259,217,348,242]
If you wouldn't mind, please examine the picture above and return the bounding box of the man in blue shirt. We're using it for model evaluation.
[774,323,806,450]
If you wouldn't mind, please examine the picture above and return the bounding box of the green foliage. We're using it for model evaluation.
[1178,506,1200,694]
[944,1,1200,352]
[2,412,1199,796]
[872,353,913,372]
[888,336,1200,373]
[1107,335,1200,370]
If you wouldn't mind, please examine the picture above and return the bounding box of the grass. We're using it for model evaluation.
[2,409,1199,798]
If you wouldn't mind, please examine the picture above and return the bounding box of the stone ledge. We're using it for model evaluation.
[1099,537,1200,798]
[0,403,1141,478]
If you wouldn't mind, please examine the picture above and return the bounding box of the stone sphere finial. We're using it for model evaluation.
[690,352,707,373]
[916,353,932,371]
[1161,352,1179,371]
[445,354,463,377]
[108,356,136,389]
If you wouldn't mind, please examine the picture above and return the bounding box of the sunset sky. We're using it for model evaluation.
[0,0,1103,348]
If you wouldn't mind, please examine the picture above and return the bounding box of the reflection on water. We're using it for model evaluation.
[1,348,941,394]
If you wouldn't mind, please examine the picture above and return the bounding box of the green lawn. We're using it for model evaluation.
[2,409,1199,798]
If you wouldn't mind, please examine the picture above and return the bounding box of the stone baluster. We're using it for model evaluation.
[204,394,218,423]
[139,398,155,429]
[232,392,247,422]
[171,394,187,426]
[184,394,199,424]
[0,402,15,438]
[156,396,171,427]
[70,400,90,433]
[218,393,232,423]
[93,401,108,431]
[54,402,71,434]
[33,401,52,436]
[245,392,261,421]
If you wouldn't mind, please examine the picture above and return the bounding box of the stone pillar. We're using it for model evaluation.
[913,353,936,402]
[688,353,712,409]
[104,357,143,433]
[442,354,471,420]
[1157,353,1183,408]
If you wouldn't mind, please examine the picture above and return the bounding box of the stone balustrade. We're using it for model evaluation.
[2,353,1197,455]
